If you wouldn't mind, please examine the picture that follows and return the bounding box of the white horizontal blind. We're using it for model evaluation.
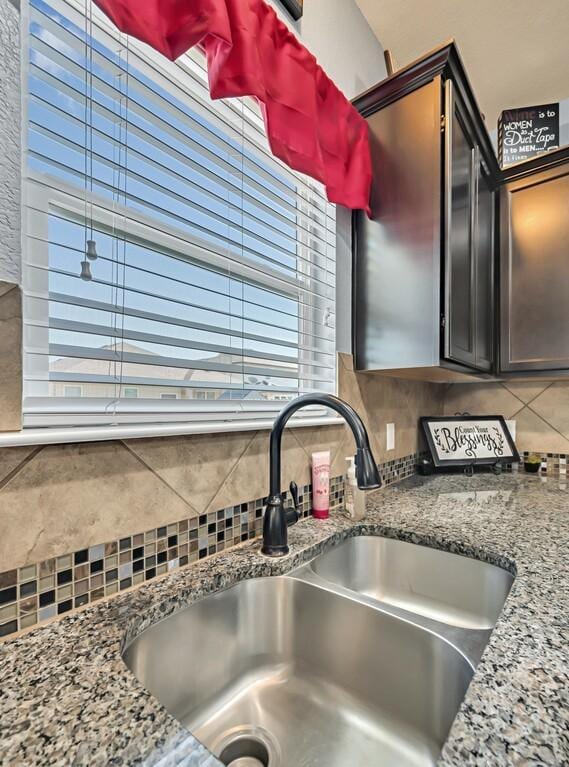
[22,0,336,429]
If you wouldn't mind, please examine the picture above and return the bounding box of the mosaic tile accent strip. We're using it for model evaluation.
[380,451,428,487]
[0,450,431,640]
[520,451,568,477]
[0,474,345,639]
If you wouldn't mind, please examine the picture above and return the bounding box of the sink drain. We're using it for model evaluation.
[218,735,269,767]
[213,726,279,767]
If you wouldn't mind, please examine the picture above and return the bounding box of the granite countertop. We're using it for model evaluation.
[1,472,568,766]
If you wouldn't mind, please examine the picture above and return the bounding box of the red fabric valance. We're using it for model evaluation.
[93,0,372,215]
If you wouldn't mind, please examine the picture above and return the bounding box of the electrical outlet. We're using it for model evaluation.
[386,422,395,451]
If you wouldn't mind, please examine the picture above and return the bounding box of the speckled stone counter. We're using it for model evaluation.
[1,472,568,766]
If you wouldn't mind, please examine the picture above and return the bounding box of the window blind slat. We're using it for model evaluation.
[30,0,335,212]
[24,265,336,341]
[28,166,338,290]
[25,200,335,295]
[24,294,335,354]
[27,32,332,224]
[25,320,336,369]
[28,150,334,288]
[28,89,335,250]
[23,0,337,428]
[26,371,329,395]
[29,345,332,384]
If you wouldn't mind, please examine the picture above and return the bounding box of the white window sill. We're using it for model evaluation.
[0,416,345,448]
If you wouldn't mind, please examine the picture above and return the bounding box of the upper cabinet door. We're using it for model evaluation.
[500,161,569,372]
[474,157,495,371]
[443,81,477,368]
[352,78,443,372]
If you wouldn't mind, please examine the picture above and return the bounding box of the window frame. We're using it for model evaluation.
[18,0,339,442]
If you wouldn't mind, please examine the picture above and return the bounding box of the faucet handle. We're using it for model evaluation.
[285,481,300,526]
[289,481,299,513]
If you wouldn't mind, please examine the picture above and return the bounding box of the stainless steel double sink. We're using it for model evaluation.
[123,535,514,767]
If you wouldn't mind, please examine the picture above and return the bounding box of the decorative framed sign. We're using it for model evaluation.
[279,0,303,20]
[498,103,559,167]
[420,416,519,469]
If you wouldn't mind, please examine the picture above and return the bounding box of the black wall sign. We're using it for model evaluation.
[498,103,559,167]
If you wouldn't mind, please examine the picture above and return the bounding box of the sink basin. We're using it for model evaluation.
[308,536,514,630]
[123,577,473,767]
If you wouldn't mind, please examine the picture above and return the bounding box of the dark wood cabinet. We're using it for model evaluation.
[444,81,477,368]
[352,43,499,380]
[474,159,495,371]
[500,154,569,373]
[353,78,443,374]
[352,41,569,381]
[444,82,495,372]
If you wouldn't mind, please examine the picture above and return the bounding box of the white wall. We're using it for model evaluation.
[560,98,569,146]
[290,0,386,100]
[0,0,21,283]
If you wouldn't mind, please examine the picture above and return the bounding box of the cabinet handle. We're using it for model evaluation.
[443,79,453,357]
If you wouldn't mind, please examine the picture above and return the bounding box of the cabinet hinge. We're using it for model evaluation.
[440,114,446,132]
[441,315,446,329]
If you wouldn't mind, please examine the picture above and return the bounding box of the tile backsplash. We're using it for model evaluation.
[0,348,450,641]
[444,380,569,454]
[0,476,347,638]
[381,451,428,486]
[0,354,441,576]
[0,449,431,640]
[0,281,22,432]
[338,352,445,462]
[1,345,565,643]
[519,451,569,477]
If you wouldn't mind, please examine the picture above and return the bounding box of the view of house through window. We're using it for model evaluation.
[22,0,336,429]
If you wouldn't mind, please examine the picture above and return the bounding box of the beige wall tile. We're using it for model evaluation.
[331,429,357,478]
[443,383,523,419]
[442,380,569,454]
[502,381,550,405]
[513,407,569,454]
[0,350,446,574]
[124,431,257,515]
[0,282,17,299]
[0,441,193,571]
[526,383,569,440]
[293,423,348,465]
[337,351,354,372]
[0,282,22,432]
[0,446,37,485]
[339,356,443,463]
[0,420,365,574]
[205,429,310,512]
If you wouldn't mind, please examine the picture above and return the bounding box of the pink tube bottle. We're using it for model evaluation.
[312,450,331,519]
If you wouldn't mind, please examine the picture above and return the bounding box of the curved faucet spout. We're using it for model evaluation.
[262,393,381,557]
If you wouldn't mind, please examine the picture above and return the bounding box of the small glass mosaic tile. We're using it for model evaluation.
[379,450,429,487]
[520,451,569,477]
[0,450,434,640]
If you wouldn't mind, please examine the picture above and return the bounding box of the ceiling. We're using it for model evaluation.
[355,0,569,128]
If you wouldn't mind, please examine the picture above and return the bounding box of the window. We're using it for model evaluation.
[195,390,217,401]
[64,385,82,397]
[22,0,336,431]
